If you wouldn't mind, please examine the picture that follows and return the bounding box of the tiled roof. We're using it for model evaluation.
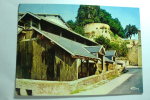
[84,46,103,53]
[105,57,114,63]
[18,12,98,45]
[105,50,116,57]
[32,27,99,60]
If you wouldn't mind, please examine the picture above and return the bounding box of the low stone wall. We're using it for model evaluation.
[16,70,119,96]
[16,79,72,96]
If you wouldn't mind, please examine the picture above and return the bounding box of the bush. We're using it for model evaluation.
[94,36,111,49]
[95,36,128,57]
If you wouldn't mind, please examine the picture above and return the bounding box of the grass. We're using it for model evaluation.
[70,74,119,94]
[70,88,86,94]
[107,74,118,80]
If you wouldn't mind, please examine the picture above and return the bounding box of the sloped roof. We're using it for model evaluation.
[32,27,99,60]
[105,57,114,63]
[18,13,68,28]
[18,12,98,45]
[105,50,116,57]
[84,46,103,53]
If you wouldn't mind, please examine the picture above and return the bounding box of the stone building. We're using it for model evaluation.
[138,30,142,66]
[126,32,142,66]
[16,12,111,81]
[84,23,111,40]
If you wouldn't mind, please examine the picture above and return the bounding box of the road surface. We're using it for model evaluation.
[109,68,143,95]
[73,68,143,95]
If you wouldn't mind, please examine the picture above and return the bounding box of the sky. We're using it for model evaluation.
[19,4,140,39]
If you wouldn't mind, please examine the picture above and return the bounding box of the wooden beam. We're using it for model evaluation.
[20,38,38,42]
[86,60,89,76]
[72,55,98,61]
[81,59,83,77]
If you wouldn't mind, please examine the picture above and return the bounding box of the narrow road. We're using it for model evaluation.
[73,68,143,95]
[109,68,143,95]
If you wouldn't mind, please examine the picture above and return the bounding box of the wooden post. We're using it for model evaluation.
[38,23,41,30]
[86,60,89,76]
[101,55,106,72]
[60,32,62,36]
[113,57,116,62]
[81,59,83,77]
[30,19,32,28]
[76,59,78,79]
[106,63,109,71]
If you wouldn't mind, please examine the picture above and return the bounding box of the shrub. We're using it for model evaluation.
[95,36,128,57]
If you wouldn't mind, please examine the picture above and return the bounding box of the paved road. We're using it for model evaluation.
[109,68,143,95]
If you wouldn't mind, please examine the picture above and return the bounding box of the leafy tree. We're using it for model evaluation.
[95,36,128,57]
[67,20,76,30]
[74,26,85,36]
[94,36,111,49]
[67,20,85,36]
[124,24,138,39]
[99,9,112,24]
[119,42,128,56]
[109,18,125,37]
[76,5,101,26]
[99,9,125,38]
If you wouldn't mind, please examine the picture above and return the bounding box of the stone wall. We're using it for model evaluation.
[15,69,119,96]
[16,79,72,96]
[127,45,138,65]
[84,23,111,40]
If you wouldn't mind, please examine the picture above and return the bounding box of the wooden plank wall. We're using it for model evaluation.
[54,48,78,81]
[17,30,78,81]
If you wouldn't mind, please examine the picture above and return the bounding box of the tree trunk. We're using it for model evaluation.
[130,35,132,39]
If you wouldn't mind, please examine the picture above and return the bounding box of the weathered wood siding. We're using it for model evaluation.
[16,41,33,79]
[17,30,78,81]
[54,48,78,81]
[16,30,33,79]
[17,30,55,80]
[31,39,54,80]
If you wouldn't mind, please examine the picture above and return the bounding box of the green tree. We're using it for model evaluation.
[76,5,101,26]
[67,20,85,36]
[74,26,85,36]
[94,36,111,49]
[119,42,128,56]
[99,10,125,38]
[99,9,112,24]
[95,36,128,57]
[67,20,76,30]
[124,24,138,39]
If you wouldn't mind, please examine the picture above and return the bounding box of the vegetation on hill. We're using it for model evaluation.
[94,36,128,57]
[67,5,138,57]
[67,20,85,36]
[67,5,125,38]
[76,5,101,26]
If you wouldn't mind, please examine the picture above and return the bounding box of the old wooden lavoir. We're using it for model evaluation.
[16,12,113,81]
